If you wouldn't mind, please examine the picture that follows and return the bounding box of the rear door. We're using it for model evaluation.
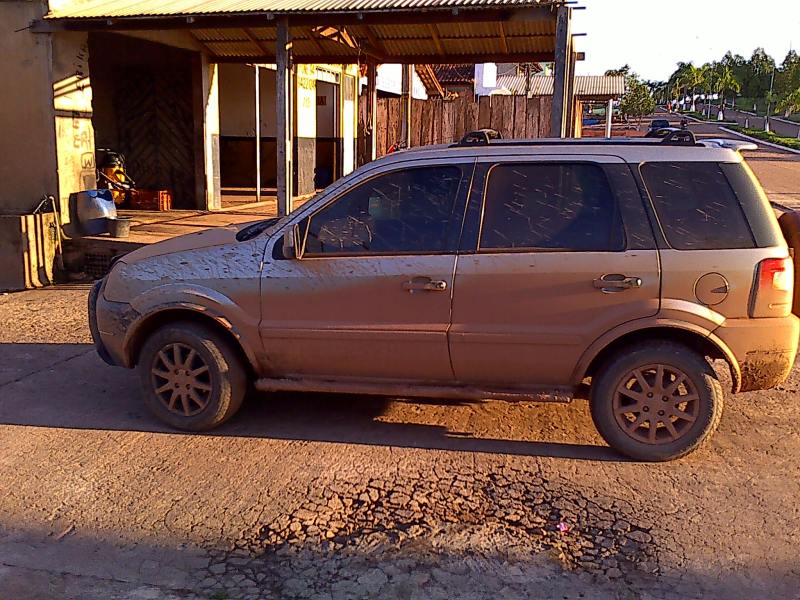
[449,155,661,387]
[640,160,787,320]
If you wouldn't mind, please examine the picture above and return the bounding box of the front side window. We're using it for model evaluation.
[480,162,624,252]
[641,162,755,250]
[303,166,462,256]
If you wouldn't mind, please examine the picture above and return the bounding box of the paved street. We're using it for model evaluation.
[2,129,800,600]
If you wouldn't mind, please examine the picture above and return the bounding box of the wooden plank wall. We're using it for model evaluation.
[357,95,553,165]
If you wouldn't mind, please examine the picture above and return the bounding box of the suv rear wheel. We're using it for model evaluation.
[590,342,724,461]
[137,322,247,431]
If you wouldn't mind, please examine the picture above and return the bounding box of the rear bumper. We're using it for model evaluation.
[712,315,800,392]
[88,278,139,367]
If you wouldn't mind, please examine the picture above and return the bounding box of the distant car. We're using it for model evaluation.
[90,131,799,462]
[648,119,670,132]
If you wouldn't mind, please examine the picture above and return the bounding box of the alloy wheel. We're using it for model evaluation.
[150,343,212,417]
[612,363,699,445]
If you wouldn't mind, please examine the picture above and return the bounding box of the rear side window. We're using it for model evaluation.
[720,162,784,248]
[641,162,755,250]
[480,163,625,252]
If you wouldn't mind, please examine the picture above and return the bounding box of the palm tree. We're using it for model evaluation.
[675,64,704,112]
[715,66,741,119]
[668,62,693,110]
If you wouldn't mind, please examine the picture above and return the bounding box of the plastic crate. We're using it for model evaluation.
[130,189,172,211]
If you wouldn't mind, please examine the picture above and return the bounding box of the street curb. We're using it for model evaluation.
[718,127,800,155]
[681,112,737,125]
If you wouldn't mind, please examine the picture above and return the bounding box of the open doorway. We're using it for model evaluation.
[315,79,338,189]
[89,32,200,210]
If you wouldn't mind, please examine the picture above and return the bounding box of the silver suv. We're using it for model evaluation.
[89,131,799,461]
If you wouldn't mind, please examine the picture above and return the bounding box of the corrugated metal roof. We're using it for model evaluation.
[494,74,625,99]
[46,0,558,19]
[43,1,562,63]
[414,64,445,97]
[432,64,474,84]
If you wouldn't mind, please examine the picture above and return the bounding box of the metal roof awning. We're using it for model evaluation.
[494,74,625,99]
[36,0,566,64]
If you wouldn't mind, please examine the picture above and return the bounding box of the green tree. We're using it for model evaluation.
[777,88,800,117]
[619,78,656,128]
[605,65,632,77]
[715,65,741,115]
[676,64,704,111]
[742,47,776,98]
[776,50,800,99]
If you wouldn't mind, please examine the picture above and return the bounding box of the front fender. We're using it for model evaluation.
[122,284,263,371]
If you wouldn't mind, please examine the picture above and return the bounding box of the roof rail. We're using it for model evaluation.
[457,128,502,146]
[660,129,697,145]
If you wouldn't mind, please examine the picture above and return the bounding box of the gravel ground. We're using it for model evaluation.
[1,280,800,599]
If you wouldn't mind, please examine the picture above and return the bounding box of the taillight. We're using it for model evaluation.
[751,257,794,317]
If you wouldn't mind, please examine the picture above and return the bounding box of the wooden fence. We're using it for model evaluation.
[357,94,553,165]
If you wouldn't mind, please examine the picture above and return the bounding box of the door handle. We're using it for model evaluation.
[593,274,642,291]
[403,277,448,292]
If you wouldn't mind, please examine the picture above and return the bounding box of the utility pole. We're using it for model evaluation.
[765,67,775,133]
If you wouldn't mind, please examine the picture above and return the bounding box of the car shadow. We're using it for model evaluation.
[0,343,625,462]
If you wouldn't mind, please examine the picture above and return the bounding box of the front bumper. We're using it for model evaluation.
[712,315,800,392]
[88,278,139,367]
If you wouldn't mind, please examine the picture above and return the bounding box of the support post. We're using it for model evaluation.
[400,63,412,147]
[200,56,221,210]
[254,65,261,203]
[605,98,613,138]
[366,61,378,162]
[276,16,293,215]
[565,48,577,137]
[550,4,571,138]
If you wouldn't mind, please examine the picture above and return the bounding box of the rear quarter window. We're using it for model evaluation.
[640,162,756,250]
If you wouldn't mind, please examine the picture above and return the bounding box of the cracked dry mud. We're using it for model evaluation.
[1,287,800,600]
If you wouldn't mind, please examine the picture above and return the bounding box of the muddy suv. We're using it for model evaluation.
[89,131,799,461]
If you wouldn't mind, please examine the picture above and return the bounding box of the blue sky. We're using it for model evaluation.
[572,0,800,81]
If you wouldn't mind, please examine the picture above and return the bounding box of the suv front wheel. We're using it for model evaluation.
[590,342,724,461]
[137,322,247,431]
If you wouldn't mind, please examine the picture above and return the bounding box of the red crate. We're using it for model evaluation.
[130,189,172,211]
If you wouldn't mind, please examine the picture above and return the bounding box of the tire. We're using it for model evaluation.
[590,342,724,461]
[137,322,247,431]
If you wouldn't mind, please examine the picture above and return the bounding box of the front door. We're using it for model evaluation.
[449,156,661,387]
[260,160,472,382]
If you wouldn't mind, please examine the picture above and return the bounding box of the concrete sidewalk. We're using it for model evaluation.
[62,204,280,278]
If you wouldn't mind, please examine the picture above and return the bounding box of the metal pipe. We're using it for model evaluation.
[254,64,261,203]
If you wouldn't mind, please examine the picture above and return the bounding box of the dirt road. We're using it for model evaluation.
[2,284,800,600]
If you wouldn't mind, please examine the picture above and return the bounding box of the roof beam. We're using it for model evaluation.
[498,22,509,54]
[362,25,387,57]
[198,31,554,45]
[427,24,445,55]
[187,31,219,57]
[216,51,554,64]
[242,27,270,56]
[305,28,326,54]
[312,25,358,50]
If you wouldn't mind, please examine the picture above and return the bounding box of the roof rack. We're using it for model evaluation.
[457,129,502,146]
[451,128,707,148]
[660,129,696,145]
